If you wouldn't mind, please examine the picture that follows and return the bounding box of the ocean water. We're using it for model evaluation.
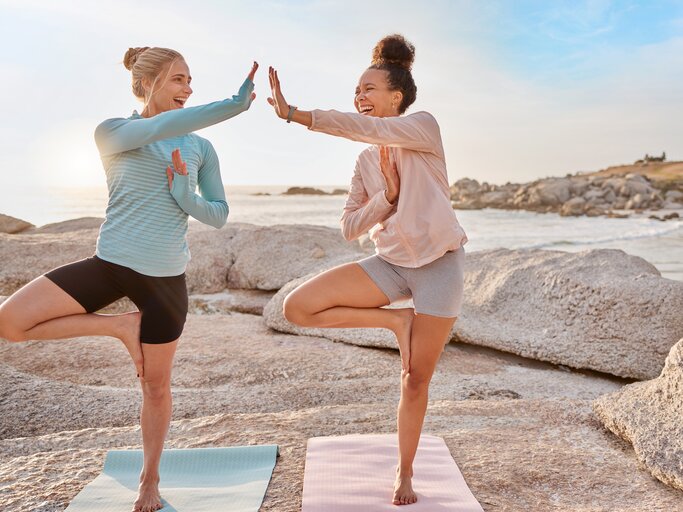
[2,185,682,281]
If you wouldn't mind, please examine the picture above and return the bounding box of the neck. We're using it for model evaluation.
[141,102,164,118]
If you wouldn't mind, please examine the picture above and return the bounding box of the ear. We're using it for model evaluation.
[392,91,403,110]
[141,77,152,97]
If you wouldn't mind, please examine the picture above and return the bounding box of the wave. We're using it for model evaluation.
[525,221,683,249]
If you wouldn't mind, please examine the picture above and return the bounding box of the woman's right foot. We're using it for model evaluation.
[393,471,418,505]
[115,312,144,377]
[393,308,414,373]
[133,479,162,512]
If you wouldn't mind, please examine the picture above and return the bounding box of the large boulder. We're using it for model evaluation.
[560,197,586,216]
[0,229,99,294]
[527,179,572,207]
[453,249,683,379]
[479,190,513,208]
[186,223,371,293]
[593,338,683,491]
[0,214,33,234]
[0,220,371,296]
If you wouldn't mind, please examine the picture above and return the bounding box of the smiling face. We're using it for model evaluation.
[143,58,193,114]
[354,68,403,118]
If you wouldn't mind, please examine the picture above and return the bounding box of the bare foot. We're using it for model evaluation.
[392,308,414,373]
[393,471,417,505]
[133,479,162,512]
[115,312,144,378]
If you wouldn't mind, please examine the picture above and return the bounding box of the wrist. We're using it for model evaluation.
[384,189,397,204]
[286,105,298,123]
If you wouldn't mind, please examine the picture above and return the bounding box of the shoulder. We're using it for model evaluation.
[193,135,219,168]
[94,117,127,135]
[358,145,378,162]
[405,111,439,129]
[193,134,216,154]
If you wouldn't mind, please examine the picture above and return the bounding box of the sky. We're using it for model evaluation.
[1,0,682,190]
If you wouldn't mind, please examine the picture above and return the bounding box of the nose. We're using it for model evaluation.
[186,84,193,95]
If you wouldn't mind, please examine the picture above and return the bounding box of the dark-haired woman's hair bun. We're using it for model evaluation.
[123,47,150,71]
[371,34,415,71]
[368,34,417,114]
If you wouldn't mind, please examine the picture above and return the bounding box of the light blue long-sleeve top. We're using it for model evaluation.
[93,78,254,277]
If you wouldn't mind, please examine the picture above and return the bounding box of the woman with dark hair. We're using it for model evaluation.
[267,34,467,505]
[0,47,258,512]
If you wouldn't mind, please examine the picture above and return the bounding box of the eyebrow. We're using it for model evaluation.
[355,82,377,92]
[172,73,192,81]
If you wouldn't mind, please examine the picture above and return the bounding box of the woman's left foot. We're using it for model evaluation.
[132,480,162,512]
[393,472,418,505]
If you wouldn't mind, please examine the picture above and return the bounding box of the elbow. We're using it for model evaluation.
[340,221,356,242]
[212,204,229,229]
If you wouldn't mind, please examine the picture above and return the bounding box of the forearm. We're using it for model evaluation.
[340,190,395,240]
[96,79,254,156]
[170,175,229,228]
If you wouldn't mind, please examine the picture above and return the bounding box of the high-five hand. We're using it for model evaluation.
[247,61,259,101]
[166,148,188,189]
[379,146,400,204]
[267,66,290,119]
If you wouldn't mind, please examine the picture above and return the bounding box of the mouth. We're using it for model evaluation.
[173,97,187,108]
[359,104,374,115]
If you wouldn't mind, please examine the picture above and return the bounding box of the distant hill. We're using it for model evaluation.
[580,161,683,185]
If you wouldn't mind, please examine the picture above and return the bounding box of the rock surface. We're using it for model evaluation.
[2,313,682,511]
[265,248,683,380]
[450,162,683,218]
[454,248,683,380]
[593,338,683,491]
[0,214,34,234]
[0,221,370,295]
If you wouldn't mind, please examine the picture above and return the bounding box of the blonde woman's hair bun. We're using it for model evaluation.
[123,47,150,71]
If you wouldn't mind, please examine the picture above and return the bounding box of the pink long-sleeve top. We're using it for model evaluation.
[309,109,468,268]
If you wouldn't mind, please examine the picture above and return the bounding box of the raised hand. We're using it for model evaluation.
[379,146,400,204]
[166,148,188,189]
[267,66,290,119]
[247,61,259,101]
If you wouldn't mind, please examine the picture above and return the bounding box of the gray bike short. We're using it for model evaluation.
[358,247,465,318]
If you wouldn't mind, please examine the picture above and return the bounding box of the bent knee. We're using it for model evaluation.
[282,292,311,326]
[0,310,27,342]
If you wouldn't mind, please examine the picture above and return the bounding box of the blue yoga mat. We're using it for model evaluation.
[65,445,279,512]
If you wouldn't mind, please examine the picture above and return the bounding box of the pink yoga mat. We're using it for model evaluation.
[302,434,484,511]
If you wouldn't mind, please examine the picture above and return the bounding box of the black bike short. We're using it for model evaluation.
[45,256,188,344]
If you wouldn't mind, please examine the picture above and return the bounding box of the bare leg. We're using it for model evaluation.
[284,262,415,371]
[133,340,177,512]
[0,276,144,376]
[393,313,456,505]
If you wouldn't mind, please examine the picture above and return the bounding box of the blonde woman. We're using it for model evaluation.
[0,47,258,512]
[267,35,467,505]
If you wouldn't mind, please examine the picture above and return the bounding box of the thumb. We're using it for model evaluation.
[166,166,173,188]
[267,97,274,106]
[251,92,256,101]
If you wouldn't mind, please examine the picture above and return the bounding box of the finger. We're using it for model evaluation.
[251,92,256,101]
[166,166,173,188]
[172,149,182,171]
[268,67,275,90]
[180,161,187,175]
[248,61,259,81]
